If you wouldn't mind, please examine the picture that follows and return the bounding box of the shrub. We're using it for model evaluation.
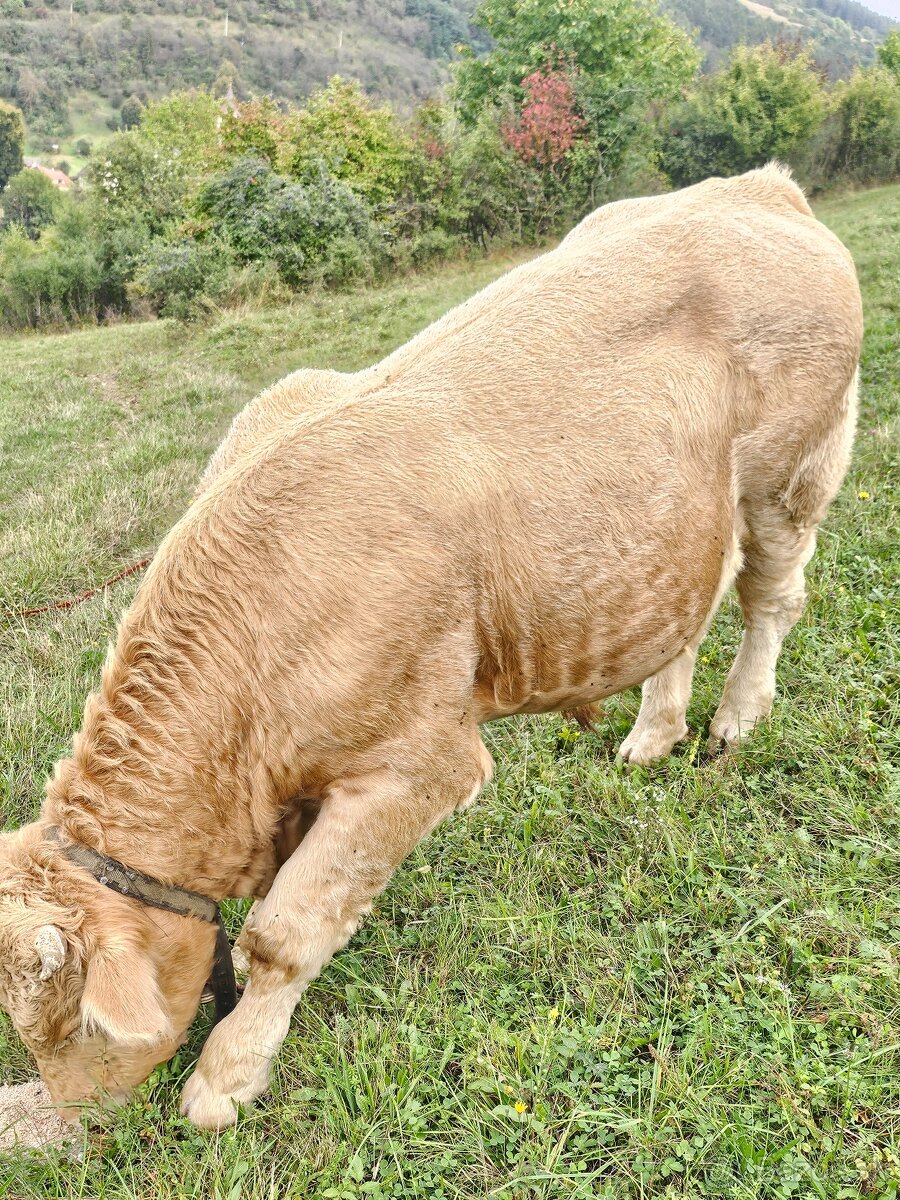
[120,95,145,130]
[502,68,585,168]
[286,78,423,215]
[436,105,538,245]
[133,237,234,318]
[659,43,826,187]
[0,220,103,328]
[75,138,92,158]
[825,67,900,184]
[0,99,25,191]
[140,90,226,175]
[86,132,191,237]
[195,155,384,287]
[2,168,61,238]
[220,97,288,169]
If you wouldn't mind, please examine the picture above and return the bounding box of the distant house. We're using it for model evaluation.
[23,158,74,191]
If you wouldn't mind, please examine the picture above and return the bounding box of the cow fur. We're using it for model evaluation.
[0,166,862,1127]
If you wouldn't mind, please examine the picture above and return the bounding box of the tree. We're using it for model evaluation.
[2,168,61,238]
[214,58,243,98]
[139,90,225,175]
[877,30,900,80]
[120,95,145,130]
[75,138,92,157]
[659,43,826,187]
[502,68,585,168]
[0,100,25,191]
[287,78,422,212]
[453,0,699,181]
[824,66,900,183]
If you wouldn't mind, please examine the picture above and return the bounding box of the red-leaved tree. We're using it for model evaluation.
[502,68,585,168]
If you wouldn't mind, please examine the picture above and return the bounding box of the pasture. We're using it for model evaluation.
[0,187,897,1198]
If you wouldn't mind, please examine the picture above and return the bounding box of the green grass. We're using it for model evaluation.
[0,193,897,1198]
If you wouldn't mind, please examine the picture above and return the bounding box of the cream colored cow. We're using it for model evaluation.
[0,165,861,1128]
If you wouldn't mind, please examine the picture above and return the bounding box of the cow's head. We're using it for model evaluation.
[0,823,214,1117]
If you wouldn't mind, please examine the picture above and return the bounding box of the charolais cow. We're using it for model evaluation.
[0,165,861,1128]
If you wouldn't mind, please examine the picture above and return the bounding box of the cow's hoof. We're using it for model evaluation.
[707,702,769,754]
[618,720,688,766]
[180,1071,240,1130]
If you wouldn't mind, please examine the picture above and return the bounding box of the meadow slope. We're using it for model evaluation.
[0,190,897,1199]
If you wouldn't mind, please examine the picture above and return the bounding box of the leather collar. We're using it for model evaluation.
[47,826,238,1026]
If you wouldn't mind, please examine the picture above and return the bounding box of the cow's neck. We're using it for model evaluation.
[42,632,287,901]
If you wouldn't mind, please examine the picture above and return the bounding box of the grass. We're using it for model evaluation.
[0,192,897,1198]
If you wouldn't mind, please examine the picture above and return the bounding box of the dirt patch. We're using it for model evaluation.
[0,1080,72,1153]
[737,0,802,23]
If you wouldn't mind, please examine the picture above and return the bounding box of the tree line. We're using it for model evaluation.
[1,0,899,331]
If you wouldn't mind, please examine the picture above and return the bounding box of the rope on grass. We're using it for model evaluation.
[6,556,153,619]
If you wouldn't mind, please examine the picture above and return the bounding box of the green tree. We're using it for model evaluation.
[0,100,25,191]
[221,97,287,168]
[214,58,243,98]
[824,66,900,183]
[120,95,145,131]
[140,90,226,175]
[659,43,826,187]
[286,78,423,212]
[877,29,900,79]
[86,132,190,237]
[2,168,61,238]
[453,0,699,181]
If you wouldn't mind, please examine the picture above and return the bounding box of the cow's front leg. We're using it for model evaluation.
[180,731,492,1129]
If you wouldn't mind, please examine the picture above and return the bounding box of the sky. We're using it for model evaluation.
[862,0,900,19]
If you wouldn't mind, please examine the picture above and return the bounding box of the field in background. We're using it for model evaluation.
[0,189,897,1198]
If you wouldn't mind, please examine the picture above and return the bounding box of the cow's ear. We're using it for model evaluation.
[81,937,172,1047]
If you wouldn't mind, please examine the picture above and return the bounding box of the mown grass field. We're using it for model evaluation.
[0,189,898,1199]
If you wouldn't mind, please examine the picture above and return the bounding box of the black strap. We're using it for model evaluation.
[210,917,238,1022]
[47,826,237,1026]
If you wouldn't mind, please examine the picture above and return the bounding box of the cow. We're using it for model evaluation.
[0,165,862,1129]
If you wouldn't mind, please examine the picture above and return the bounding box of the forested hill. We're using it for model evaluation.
[0,0,895,146]
[666,0,896,75]
[0,0,484,140]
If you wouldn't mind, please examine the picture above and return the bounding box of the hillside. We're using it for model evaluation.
[0,0,483,156]
[0,0,894,171]
[666,0,897,72]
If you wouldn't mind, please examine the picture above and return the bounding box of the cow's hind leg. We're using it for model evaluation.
[708,375,857,752]
[619,534,740,765]
[180,727,493,1129]
[707,519,816,752]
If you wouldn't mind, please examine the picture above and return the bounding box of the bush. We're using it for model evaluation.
[287,78,423,215]
[140,90,226,175]
[659,43,826,187]
[824,67,900,184]
[0,99,25,191]
[435,105,538,245]
[195,155,385,287]
[2,168,61,238]
[133,237,234,318]
[120,95,145,130]
[86,132,191,237]
[75,138,92,157]
[0,220,103,328]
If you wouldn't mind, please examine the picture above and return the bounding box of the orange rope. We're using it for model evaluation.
[7,556,152,619]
